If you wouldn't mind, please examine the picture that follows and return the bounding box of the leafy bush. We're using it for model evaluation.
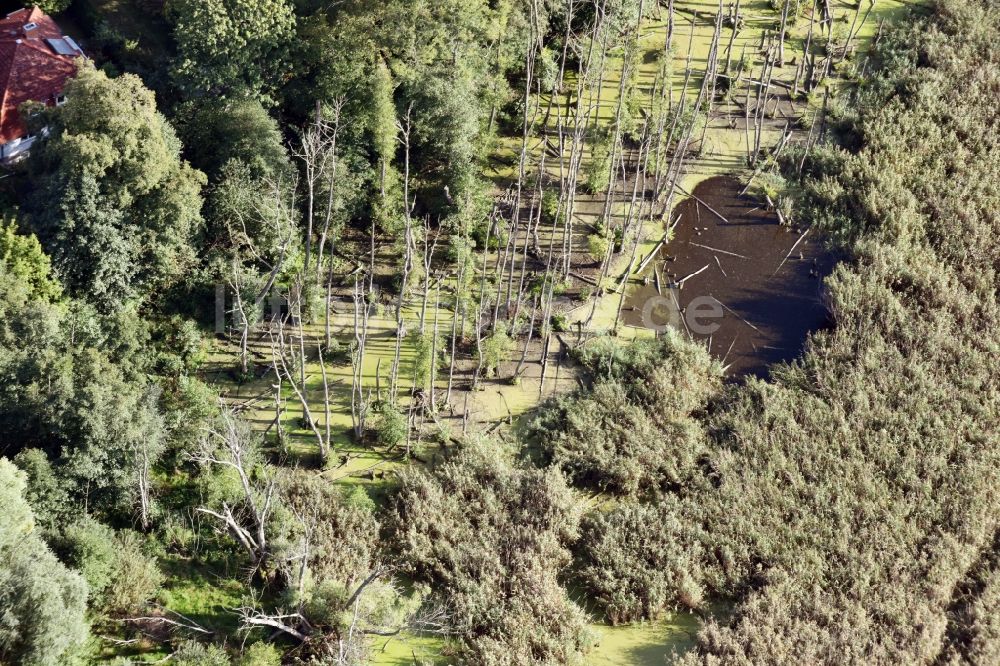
[104,532,164,614]
[586,231,610,263]
[526,332,721,496]
[277,470,379,593]
[237,642,281,666]
[389,439,591,663]
[408,331,436,390]
[171,641,230,666]
[479,325,514,378]
[583,130,613,194]
[59,517,116,601]
[540,189,560,225]
[576,500,709,624]
[374,406,408,449]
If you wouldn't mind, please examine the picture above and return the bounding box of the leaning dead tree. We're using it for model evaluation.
[268,288,327,461]
[233,566,451,664]
[191,405,277,576]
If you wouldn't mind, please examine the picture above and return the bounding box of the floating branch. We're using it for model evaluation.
[773,228,810,276]
[675,184,731,224]
[712,295,761,332]
[714,255,728,277]
[688,241,747,258]
[674,264,710,288]
[722,332,740,366]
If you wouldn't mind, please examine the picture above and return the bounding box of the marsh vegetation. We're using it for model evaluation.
[3,0,997,664]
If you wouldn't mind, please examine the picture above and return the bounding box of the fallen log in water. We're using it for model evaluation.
[637,233,669,274]
[712,295,761,332]
[773,228,810,276]
[675,183,732,224]
[688,241,747,259]
[714,255,728,277]
[569,271,600,287]
[674,264,711,288]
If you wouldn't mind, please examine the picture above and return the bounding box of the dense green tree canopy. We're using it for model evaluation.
[0,219,61,302]
[34,0,71,14]
[168,0,295,99]
[0,459,89,666]
[0,253,170,525]
[174,97,290,181]
[26,65,205,310]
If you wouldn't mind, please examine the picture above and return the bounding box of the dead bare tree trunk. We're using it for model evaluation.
[390,216,414,400]
[134,403,155,531]
[446,250,467,407]
[799,0,817,92]
[294,103,337,278]
[193,405,277,572]
[271,307,326,460]
[419,219,440,334]
[723,0,741,74]
[429,283,442,414]
[324,257,335,349]
[319,340,331,460]
[229,259,252,378]
[315,99,344,285]
[350,276,362,439]
[777,0,791,66]
[471,217,495,392]
[350,248,373,444]
[514,292,539,379]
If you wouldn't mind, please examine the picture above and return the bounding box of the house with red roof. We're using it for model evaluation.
[0,6,83,161]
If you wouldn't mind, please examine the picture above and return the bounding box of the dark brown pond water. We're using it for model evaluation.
[622,176,836,378]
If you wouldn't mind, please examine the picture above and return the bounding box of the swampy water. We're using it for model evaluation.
[623,175,836,377]
[586,613,700,665]
[370,614,703,665]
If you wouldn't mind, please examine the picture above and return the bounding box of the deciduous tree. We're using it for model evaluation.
[168,0,295,99]
[0,459,89,666]
[26,65,205,310]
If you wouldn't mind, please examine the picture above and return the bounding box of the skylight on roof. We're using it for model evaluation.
[23,22,37,31]
[45,38,76,56]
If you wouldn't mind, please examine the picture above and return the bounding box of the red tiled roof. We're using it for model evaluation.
[0,6,80,143]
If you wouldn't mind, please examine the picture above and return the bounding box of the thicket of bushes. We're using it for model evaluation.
[525,332,721,497]
[4,0,997,662]
[512,0,1000,662]
[390,439,592,664]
